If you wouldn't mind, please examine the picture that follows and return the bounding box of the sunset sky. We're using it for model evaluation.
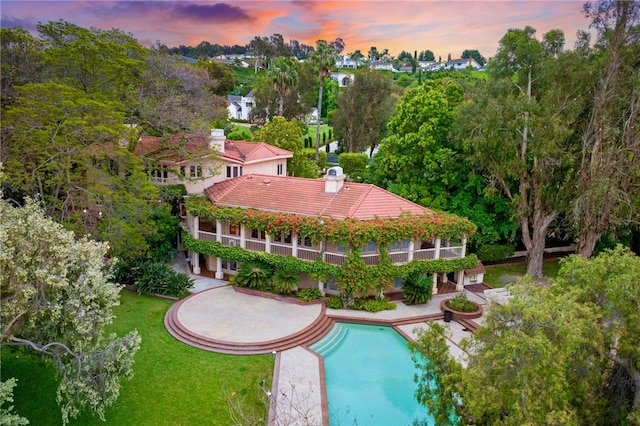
[1,1,592,59]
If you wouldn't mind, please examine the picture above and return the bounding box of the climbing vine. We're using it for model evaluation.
[185,196,477,248]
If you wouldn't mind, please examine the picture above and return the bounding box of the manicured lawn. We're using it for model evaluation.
[2,290,273,425]
[307,124,333,148]
[483,259,562,288]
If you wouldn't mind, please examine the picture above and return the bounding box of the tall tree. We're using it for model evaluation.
[332,68,395,154]
[308,40,336,164]
[330,37,346,55]
[418,49,435,61]
[134,49,227,135]
[0,197,141,425]
[350,50,364,68]
[461,27,583,278]
[573,0,640,257]
[267,56,298,116]
[0,28,45,107]
[252,117,317,178]
[195,59,236,96]
[461,48,487,65]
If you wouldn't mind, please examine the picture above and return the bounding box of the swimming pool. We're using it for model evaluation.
[310,322,433,426]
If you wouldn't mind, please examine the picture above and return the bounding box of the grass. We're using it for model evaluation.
[2,290,273,426]
[483,259,562,288]
[307,124,333,148]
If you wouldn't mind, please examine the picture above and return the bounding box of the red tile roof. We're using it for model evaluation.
[204,174,432,220]
[134,135,292,164]
[465,262,486,275]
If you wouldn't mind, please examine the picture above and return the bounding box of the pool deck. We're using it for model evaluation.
[166,254,489,426]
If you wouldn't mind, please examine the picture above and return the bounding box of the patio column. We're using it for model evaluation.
[191,216,200,274]
[432,273,438,294]
[434,237,441,260]
[265,234,272,253]
[456,270,464,291]
[461,234,467,258]
[192,252,200,275]
[216,220,223,242]
[292,232,298,257]
[192,214,199,238]
[215,257,223,279]
[240,224,246,249]
[407,240,415,262]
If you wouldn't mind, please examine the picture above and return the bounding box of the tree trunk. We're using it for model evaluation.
[523,211,556,279]
[632,365,640,413]
[576,229,601,258]
[315,77,325,164]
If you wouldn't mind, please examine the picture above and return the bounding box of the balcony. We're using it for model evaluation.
[196,231,464,266]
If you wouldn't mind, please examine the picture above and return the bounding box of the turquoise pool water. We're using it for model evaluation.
[310,322,433,426]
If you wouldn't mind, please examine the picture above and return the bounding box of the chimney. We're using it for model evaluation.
[209,129,225,154]
[324,166,345,194]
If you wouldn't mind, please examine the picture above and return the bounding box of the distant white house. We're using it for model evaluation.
[336,55,358,68]
[330,71,355,87]
[227,90,254,121]
[369,61,397,72]
[426,57,482,71]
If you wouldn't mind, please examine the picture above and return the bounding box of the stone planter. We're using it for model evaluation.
[440,298,483,321]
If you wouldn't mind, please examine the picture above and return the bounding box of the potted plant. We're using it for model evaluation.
[440,293,483,321]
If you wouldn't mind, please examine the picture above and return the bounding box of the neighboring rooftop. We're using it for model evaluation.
[134,134,292,165]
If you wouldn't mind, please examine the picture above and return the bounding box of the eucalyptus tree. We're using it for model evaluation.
[572,0,640,257]
[267,56,299,116]
[332,68,395,154]
[459,27,586,279]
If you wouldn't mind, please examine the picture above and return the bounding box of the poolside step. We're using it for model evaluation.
[308,323,349,356]
[164,299,335,355]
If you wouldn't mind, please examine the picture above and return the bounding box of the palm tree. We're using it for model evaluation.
[267,56,298,116]
[309,40,336,164]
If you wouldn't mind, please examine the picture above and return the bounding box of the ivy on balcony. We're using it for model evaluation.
[185,196,477,247]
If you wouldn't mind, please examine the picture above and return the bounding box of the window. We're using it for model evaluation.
[297,236,313,247]
[226,165,243,178]
[273,233,292,244]
[337,244,346,253]
[394,277,404,289]
[251,229,266,240]
[277,164,283,176]
[221,259,237,271]
[180,165,202,178]
[389,239,411,251]
[229,224,241,236]
[326,275,337,291]
[361,240,376,253]
[151,166,168,182]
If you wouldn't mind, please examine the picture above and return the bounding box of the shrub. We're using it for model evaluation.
[110,259,144,286]
[134,262,194,297]
[445,294,478,312]
[338,153,368,182]
[353,297,396,313]
[231,261,273,291]
[296,288,323,301]
[325,296,343,309]
[302,148,327,170]
[476,243,515,263]
[272,267,299,295]
[402,274,433,305]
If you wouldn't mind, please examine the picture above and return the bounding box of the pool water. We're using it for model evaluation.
[310,322,434,426]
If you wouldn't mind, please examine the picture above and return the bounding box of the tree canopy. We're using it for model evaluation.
[0,197,141,425]
[412,246,640,424]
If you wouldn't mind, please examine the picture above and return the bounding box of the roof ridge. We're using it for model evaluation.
[347,183,373,217]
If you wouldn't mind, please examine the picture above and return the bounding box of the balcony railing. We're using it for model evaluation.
[194,231,464,266]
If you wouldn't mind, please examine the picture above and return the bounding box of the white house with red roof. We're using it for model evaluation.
[183,166,478,298]
[134,129,293,195]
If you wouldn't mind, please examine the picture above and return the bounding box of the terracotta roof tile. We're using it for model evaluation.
[204,174,432,220]
[134,135,292,164]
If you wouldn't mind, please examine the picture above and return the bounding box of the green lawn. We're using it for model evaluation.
[2,290,273,426]
[483,259,562,288]
[307,124,333,147]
